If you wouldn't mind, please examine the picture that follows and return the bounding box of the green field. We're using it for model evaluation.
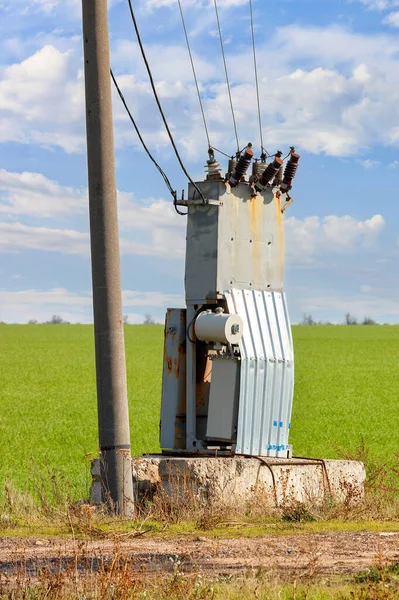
[0,324,398,499]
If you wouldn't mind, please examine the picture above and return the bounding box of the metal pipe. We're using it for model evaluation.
[82,0,134,517]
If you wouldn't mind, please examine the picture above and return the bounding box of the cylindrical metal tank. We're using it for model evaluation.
[195,310,243,344]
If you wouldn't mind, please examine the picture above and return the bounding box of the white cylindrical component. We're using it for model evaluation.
[195,312,243,344]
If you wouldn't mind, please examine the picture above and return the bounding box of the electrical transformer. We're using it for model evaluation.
[160,148,300,458]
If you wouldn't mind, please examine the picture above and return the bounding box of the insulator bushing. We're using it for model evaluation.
[256,157,283,190]
[282,153,300,190]
[273,164,284,186]
[205,160,222,181]
[229,147,254,187]
[249,159,263,183]
[227,158,237,177]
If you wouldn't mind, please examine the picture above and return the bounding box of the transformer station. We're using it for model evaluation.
[84,0,366,514]
[160,146,300,458]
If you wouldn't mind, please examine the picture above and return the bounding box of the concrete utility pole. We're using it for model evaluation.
[82,0,134,517]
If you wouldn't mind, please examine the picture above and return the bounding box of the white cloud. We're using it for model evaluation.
[0,218,185,258]
[295,290,399,320]
[273,24,399,67]
[286,214,385,264]
[0,169,85,217]
[118,192,185,258]
[122,290,183,307]
[1,288,92,307]
[0,169,186,255]
[0,168,386,266]
[111,41,216,84]
[0,45,85,153]
[0,221,89,255]
[0,288,183,323]
[143,0,248,8]
[33,0,59,12]
[4,23,399,158]
[0,206,385,275]
[119,196,186,255]
[111,24,399,157]
[28,0,120,18]
[352,0,399,10]
[382,10,399,25]
[0,287,181,308]
[359,159,380,169]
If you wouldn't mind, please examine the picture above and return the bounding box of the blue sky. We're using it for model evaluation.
[0,0,399,324]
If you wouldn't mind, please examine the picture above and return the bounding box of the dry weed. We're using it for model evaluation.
[333,437,399,520]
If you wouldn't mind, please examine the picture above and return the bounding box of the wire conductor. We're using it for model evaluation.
[126,0,206,204]
[213,0,240,153]
[249,0,264,156]
[177,0,211,150]
[211,146,233,159]
[111,69,187,216]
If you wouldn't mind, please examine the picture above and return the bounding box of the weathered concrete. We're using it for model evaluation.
[91,455,365,509]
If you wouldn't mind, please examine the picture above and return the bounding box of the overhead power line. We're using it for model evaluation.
[249,0,264,156]
[126,0,206,204]
[177,0,211,150]
[110,69,187,216]
[213,0,240,154]
[111,70,175,200]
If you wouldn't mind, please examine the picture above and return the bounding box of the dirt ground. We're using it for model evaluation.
[1,531,399,579]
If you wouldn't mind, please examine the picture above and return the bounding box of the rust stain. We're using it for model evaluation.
[165,345,185,380]
[172,343,186,380]
[166,356,173,375]
[250,195,256,232]
[173,358,179,379]
[275,193,285,282]
[249,195,263,285]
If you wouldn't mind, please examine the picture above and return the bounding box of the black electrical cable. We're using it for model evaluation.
[177,0,210,150]
[173,201,188,216]
[110,69,187,216]
[126,0,206,204]
[213,0,240,153]
[249,0,265,156]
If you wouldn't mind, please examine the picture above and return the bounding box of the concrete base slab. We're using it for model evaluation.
[91,455,365,509]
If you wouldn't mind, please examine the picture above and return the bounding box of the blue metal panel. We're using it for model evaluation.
[225,289,294,458]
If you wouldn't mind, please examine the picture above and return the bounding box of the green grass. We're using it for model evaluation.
[290,325,399,461]
[5,513,399,540]
[1,323,399,499]
[0,324,163,498]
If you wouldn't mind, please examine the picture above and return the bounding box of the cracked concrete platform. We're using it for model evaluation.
[91,455,365,508]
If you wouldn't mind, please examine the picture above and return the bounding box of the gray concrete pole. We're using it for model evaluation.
[82,0,134,517]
